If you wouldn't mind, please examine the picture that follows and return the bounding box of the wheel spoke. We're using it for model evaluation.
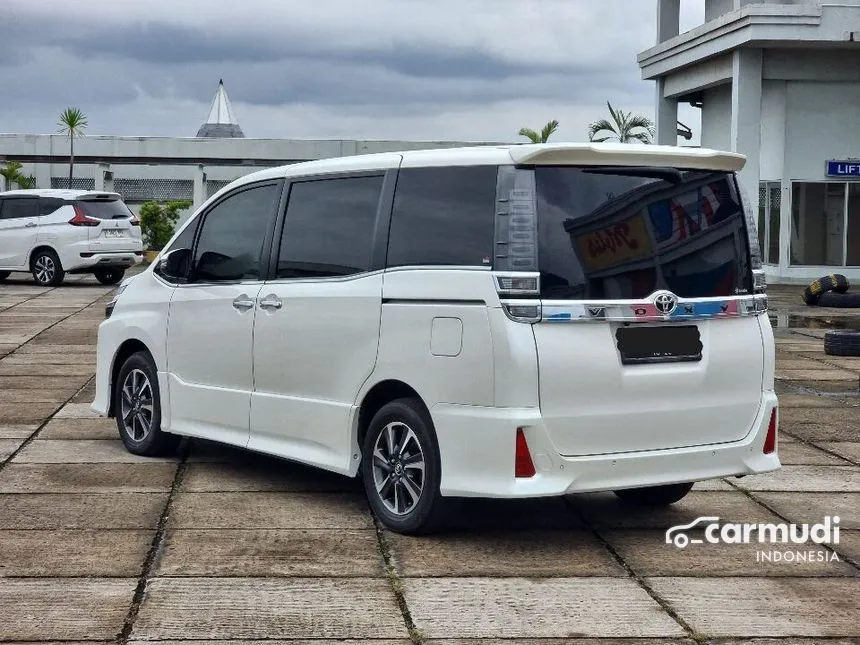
[400,474,421,507]
[384,424,397,456]
[122,387,133,406]
[376,473,394,497]
[393,480,401,513]
[398,428,415,456]
[373,448,393,472]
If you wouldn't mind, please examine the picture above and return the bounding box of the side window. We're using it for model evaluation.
[166,219,199,255]
[0,198,39,220]
[39,198,65,216]
[387,166,498,267]
[192,183,279,282]
[276,175,383,278]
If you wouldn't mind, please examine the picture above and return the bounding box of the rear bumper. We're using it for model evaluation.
[432,390,780,498]
[67,252,143,273]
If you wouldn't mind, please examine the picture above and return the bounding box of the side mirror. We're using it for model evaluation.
[157,248,191,281]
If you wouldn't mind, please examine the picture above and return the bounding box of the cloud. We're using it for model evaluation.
[0,0,701,142]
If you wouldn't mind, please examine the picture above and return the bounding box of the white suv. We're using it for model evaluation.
[0,189,143,286]
[92,143,779,534]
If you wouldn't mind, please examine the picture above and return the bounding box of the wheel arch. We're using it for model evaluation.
[107,338,154,418]
[355,379,432,456]
[28,245,61,269]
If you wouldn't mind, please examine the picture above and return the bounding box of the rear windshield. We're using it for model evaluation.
[535,167,753,300]
[76,199,132,219]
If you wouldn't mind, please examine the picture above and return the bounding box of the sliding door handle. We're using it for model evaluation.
[232,294,255,311]
[258,294,282,311]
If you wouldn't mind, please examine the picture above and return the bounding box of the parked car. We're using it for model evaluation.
[91,143,780,534]
[0,189,143,286]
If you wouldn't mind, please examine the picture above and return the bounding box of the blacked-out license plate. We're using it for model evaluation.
[615,325,703,365]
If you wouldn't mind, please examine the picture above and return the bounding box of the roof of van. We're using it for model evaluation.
[0,189,123,200]
[232,142,746,187]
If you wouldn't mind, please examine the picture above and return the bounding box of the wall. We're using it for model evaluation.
[700,84,732,151]
[759,80,786,182]
[705,0,735,22]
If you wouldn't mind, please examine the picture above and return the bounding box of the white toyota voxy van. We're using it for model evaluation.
[92,143,779,534]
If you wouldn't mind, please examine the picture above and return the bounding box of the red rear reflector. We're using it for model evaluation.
[763,408,778,454]
[69,205,100,227]
[515,428,536,478]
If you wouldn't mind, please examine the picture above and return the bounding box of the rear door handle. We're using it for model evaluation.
[232,294,255,311]
[258,294,282,311]
[25,222,37,228]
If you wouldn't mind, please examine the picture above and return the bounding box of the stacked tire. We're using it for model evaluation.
[802,274,850,305]
[824,331,860,357]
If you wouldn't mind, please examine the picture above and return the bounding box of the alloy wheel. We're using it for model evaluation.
[34,255,55,284]
[120,368,155,441]
[371,421,426,515]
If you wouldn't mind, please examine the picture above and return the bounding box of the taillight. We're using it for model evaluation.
[129,216,140,226]
[68,206,100,227]
[763,408,778,454]
[515,428,536,478]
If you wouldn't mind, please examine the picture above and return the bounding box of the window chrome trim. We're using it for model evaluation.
[538,294,767,323]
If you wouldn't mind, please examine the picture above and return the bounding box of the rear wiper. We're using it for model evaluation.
[582,166,684,184]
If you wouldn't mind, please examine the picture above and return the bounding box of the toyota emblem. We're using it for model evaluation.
[654,291,678,315]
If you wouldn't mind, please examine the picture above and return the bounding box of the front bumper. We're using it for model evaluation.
[432,390,780,498]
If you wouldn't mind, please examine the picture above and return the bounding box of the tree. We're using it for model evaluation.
[588,102,654,144]
[518,120,559,143]
[58,107,88,189]
[0,162,24,190]
[139,199,192,251]
[17,175,37,189]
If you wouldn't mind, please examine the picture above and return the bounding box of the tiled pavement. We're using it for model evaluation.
[0,274,858,643]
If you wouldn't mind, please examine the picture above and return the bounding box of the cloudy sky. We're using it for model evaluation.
[0,0,705,143]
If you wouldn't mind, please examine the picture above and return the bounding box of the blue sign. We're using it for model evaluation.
[826,160,860,177]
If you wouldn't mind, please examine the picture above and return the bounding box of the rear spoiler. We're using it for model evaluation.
[76,192,122,201]
[508,143,746,173]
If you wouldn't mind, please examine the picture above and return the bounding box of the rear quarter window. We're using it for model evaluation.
[386,166,498,268]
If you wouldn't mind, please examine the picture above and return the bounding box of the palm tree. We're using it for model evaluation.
[17,175,37,189]
[0,161,24,190]
[518,120,559,143]
[588,102,654,144]
[58,107,88,189]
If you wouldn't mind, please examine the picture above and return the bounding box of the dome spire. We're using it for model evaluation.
[196,79,244,138]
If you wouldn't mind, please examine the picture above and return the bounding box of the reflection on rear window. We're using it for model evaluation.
[535,167,753,300]
[76,199,132,219]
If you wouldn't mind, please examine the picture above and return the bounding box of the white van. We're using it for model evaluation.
[92,143,779,534]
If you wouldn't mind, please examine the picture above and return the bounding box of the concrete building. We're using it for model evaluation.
[0,81,497,224]
[640,0,860,282]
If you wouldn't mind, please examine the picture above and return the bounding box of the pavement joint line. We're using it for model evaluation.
[0,374,96,472]
[0,284,59,314]
[369,507,424,645]
[724,478,860,572]
[781,430,860,467]
[560,495,708,644]
[117,442,190,645]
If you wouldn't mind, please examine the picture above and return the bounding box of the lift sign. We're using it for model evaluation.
[825,160,860,177]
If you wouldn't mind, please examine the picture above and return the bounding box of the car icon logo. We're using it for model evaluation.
[653,291,678,316]
[665,516,720,548]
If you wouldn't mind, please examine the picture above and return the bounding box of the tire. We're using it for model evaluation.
[0,271,10,281]
[94,268,125,285]
[361,397,445,534]
[114,351,180,457]
[30,249,65,286]
[824,330,860,357]
[803,274,850,305]
[832,274,850,294]
[817,291,860,309]
[614,482,694,506]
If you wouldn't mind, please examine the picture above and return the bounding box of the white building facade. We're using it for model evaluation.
[640,0,860,283]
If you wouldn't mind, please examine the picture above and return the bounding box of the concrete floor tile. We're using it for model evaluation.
[834,530,860,564]
[817,442,860,463]
[444,497,584,531]
[157,528,383,577]
[15,344,95,354]
[648,577,860,637]
[0,492,167,528]
[573,491,782,529]
[0,438,24,460]
[0,363,95,376]
[0,424,37,438]
[0,388,73,403]
[425,641,695,645]
[693,478,735,490]
[169,491,373,529]
[0,463,177,493]
[710,639,860,645]
[387,529,623,577]
[0,401,61,424]
[777,442,848,465]
[603,530,856,577]
[53,402,103,418]
[13,439,177,464]
[733,465,860,492]
[0,529,153,577]
[39,417,119,439]
[0,375,89,390]
[132,577,406,639]
[0,578,136,640]
[776,394,849,408]
[778,359,836,370]
[3,354,96,365]
[403,577,685,639]
[181,460,360,493]
[129,642,410,645]
[753,493,860,529]
[781,406,860,425]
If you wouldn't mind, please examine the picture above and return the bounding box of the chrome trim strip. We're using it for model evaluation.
[537,294,766,323]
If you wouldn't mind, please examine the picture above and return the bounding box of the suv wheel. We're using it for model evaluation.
[31,249,64,286]
[614,482,694,506]
[362,397,445,534]
[94,268,125,285]
[114,351,179,457]
[0,271,10,281]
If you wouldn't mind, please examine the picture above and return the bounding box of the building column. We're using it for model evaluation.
[656,0,680,42]
[730,49,763,229]
[655,79,678,145]
[192,165,206,212]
